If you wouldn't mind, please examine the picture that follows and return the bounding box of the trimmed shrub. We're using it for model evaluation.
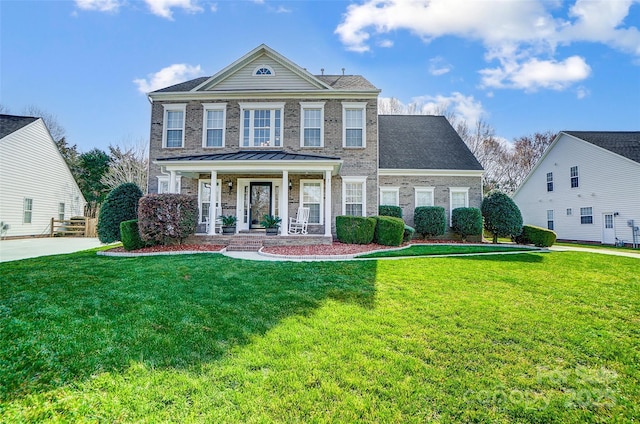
[336,215,376,244]
[481,190,523,243]
[403,224,415,243]
[97,183,143,243]
[379,205,403,219]
[451,207,483,241]
[516,225,557,247]
[138,194,198,245]
[120,219,145,251]
[414,206,446,238]
[373,216,405,246]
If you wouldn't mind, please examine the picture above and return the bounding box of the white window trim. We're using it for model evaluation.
[202,103,227,148]
[342,101,367,148]
[198,179,222,225]
[300,179,324,225]
[379,187,399,207]
[449,187,469,222]
[162,103,186,148]
[157,175,182,194]
[253,65,275,76]
[23,198,33,224]
[341,176,367,216]
[570,165,579,188]
[300,102,325,148]
[414,186,435,208]
[239,102,285,148]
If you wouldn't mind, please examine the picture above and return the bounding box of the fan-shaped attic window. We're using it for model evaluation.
[253,65,274,76]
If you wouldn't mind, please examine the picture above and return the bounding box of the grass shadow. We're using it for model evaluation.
[0,252,377,402]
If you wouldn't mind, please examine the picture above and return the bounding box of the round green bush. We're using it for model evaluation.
[414,206,446,238]
[336,216,376,244]
[451,207,483,240]
[373,216,405,246]
[515,224,557,247]
[481,190,523,243]
[97,183,143,243]
[378,205,402,218]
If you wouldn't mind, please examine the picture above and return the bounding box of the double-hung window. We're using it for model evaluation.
[570,166,579,188]
[58,203,65,221]
[380,187,399,206]
[301,180,323,224]
[202,103,226,147]
[546,172,553,192]
[580,207,593,224]
[547,210,554,230]
[23,198,33,224]
[342,102,366,147]
[240,102,284,147]
[300,102,325,147]
[415,187,435,207]
[342,176,367,216]
[163,104,186,148]
[449,187,469,222]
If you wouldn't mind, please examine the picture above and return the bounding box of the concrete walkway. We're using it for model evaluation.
[549,245,640,259]
[0,237,104,263]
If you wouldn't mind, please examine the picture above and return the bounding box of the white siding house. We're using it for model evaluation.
[0,115,86,238]
[513,131,640,245]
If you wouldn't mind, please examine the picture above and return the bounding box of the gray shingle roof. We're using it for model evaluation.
[152,77,210,93]
[314,75,379,91]
[564,131,640,164]
[379,115,483,171]
[0,114,38,139]
[157,150,341,162]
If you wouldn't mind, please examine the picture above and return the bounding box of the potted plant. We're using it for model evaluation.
[220,215,237,235]
[260,214,282,235]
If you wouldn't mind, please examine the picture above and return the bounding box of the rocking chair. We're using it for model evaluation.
[288,207,310,235]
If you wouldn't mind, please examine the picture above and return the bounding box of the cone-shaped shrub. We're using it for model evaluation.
[97,183,142,243]
[481,190,523,243]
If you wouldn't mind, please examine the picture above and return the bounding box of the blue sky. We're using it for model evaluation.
[2,0,639,152]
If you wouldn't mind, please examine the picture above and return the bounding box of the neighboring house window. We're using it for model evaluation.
[342,102,366,148]
[342,176,367,216]
[300,102,325,147]
[570,166,579,188]
[162,104,186,148]
[566,208,572,216]
[58,203,65,221]
[380,187,399,206]
[157,176,182,194]
[449,187,469,221]
[580,207,593,224]
[202,103,226,147]
[547,210,554,230]
[546,172,553,192]
[301,180,323,224]
[239,102,284,147]
[254,65,274,76]
[23,198,33,224]
[415,187,435,207]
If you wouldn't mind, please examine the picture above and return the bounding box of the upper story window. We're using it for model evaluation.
[342,176,367,216]
[546,172,553,192]
[239,102,285,148]
[415,187,435,207]
[162,104,186,148]
[570,166,579,188]
[300,102,325,147]
[449,187,469,222]
[202,103,227,148]
[342,102,367,148]
[253,65,274,76]
[380,187,399,206]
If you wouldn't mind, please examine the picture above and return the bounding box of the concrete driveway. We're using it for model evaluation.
[0,237,105,263]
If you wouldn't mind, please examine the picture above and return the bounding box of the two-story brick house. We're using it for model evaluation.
[147,44,483,240]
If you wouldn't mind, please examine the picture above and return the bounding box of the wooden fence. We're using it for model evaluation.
[50,217,97,237]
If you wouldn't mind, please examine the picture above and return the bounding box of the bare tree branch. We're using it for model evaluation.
[100,138,149,194]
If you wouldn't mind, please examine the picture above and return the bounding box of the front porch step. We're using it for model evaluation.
[226,235,265,252]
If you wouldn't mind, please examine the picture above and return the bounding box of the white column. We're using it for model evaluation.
[324,170,332,237]
[280,170,289,236]
[169,171,177,193]
[208,170,218,235]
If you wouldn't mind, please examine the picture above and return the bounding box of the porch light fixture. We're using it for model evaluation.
[227,180,233,194]
[288,180,293,189]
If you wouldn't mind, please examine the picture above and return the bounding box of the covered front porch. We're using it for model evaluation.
[155,151,342,239]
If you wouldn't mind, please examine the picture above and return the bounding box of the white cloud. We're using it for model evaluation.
[276,5,292,13]
[210,3,217,13]
[480,55,591,91]
[378,39,394,48]
[143,0,203,20]
[428,56,452,76]
[411,92,486,125]
[75,0,121,12]
[133,64,204,93]
[576,86,590,99]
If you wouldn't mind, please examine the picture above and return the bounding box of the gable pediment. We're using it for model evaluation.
[195,45,332,93]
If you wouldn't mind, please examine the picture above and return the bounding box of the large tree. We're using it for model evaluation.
[75,149,111,217]
[101,139,149,194]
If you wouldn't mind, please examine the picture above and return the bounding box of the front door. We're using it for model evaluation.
[602,213,615,244]
[250,182,272,229]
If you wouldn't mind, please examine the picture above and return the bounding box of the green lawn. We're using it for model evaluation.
[1,250,638,422]
[357,244,539,258]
